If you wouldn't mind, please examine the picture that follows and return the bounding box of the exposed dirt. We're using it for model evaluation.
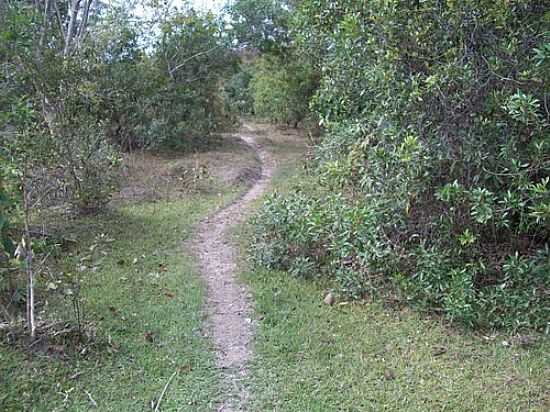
[113,134,260,203]
[192,123,275,412]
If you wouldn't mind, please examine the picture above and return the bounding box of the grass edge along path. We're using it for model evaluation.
[238,159,550,412]
[0,192,241,411]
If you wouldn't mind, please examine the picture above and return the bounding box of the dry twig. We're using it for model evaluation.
[85,390,97,408]
[154,371,178,412]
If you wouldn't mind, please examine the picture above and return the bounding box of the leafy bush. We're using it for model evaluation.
[0,175,16,264]
[250,189,391,296]
[225,68,254,115]
[250,56,318,126]
[251,1,549,333]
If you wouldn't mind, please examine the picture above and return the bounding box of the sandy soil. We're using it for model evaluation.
[192,123,275,412]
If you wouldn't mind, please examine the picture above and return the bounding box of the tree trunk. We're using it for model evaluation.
[22,180,36,338]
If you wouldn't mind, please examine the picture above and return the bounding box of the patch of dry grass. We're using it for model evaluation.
[114,134,262,203]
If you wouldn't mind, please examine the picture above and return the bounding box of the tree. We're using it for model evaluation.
[228,0,292,54]
[1,1,242,335]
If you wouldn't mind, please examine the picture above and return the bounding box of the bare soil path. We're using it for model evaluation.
[192,123,275,411]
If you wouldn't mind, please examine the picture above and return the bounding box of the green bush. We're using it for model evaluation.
[225,68,254,114]
[251,56,318,126]
[251,1,549,333]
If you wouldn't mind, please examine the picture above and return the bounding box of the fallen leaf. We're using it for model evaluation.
[510,335,538,347]
[180,364,193,373]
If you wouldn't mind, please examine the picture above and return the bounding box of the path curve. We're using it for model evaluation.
[193,123,274,411]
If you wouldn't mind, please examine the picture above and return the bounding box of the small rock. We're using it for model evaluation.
[324,292,335,306]
[384,369,396,381]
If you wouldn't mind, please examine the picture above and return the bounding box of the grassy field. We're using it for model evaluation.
[239,148,550,412]
[0,135,256,411]
[2,123,548,411]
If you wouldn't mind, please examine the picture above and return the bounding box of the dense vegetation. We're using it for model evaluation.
[225,0,319,127]
[250,0,549,333]
[0,1,548,409]
[0,0,237,335]
[1,0,548,352]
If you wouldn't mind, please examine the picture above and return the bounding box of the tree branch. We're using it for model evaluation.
[169,46,221,76]
[75,0,93,49]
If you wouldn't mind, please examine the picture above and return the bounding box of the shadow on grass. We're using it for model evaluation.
[1,196,227,412]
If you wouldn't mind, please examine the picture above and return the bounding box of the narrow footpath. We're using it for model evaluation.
[192,123,275,411]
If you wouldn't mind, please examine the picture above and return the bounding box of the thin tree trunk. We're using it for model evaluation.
[64,0,82,56]
[53,0,67,48]
[75,0,93,49]
[22,179,36,338]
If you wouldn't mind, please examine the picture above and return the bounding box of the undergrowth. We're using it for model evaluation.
[243,140,549,412]
[250,1,549,333]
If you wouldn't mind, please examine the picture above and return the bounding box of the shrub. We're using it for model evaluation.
[225,68,254,115]
[250,56,318,126]
[251,0,549,333]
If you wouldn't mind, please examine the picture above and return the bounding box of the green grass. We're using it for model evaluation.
[244,270,549,411]
[240,158,550,412]
[0,192,239,411]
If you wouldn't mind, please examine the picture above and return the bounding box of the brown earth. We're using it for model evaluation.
[192,122,276,412]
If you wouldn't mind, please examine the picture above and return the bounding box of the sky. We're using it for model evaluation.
[190,0,227,12]
[128,0,229,20]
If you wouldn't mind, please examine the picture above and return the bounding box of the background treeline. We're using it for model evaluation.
[224,0,319,128]
[248,0,550,333]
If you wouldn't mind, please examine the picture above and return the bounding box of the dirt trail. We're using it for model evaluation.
[193,123,274,411]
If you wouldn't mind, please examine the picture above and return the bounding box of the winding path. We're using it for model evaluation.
[193,124,275,411]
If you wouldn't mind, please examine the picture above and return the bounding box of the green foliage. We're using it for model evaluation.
[228,0,319,127]
[252,0,550,332]
[0,3,121,214]
[224,67,254,114]
[251,56,318,126]
[150,11,238,148]
[0,2,238,327]
[251,189,390,298]
[0,180,15,261]
[228,0,292,54]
